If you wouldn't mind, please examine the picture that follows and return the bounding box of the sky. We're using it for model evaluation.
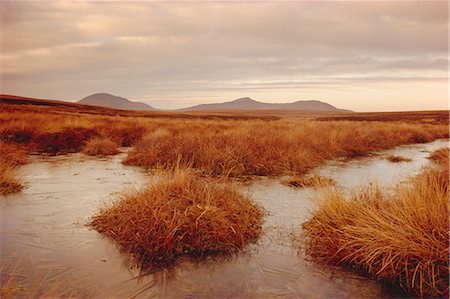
[0,1,448,112]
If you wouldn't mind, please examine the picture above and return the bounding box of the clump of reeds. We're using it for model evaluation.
[90,169,264,268]
[282,175,336,188]
[386,155,412,163]
[428,147,449,165]
[0,261,85,298]
[302,153,449,297]
[0,142,28,166]
[0,142,27,195]
[32,127,98,154]
[0,263,26,298]
[81,137,119,156]
[0,161,23,195]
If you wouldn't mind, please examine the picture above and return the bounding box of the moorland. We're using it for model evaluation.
[0,94,448,298]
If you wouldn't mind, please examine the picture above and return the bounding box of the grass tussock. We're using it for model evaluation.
[282,175,336,188]
[302,156,449,297]
[0,142,26,195]
[82,137,119,156]
[0,142,28,166]
[0,161,23,195]
[386,155,412,163]
[90,169,264,268]
[428,147,449,165]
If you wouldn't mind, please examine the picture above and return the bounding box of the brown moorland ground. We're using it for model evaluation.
[302,148,449,298]
[0,94,448,193]
[318,110,449,124]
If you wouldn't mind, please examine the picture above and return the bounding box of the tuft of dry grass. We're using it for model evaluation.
[428,147,449,165]
[0,263,26,298]
[32,127,98,154]
[302,153,449,297]
[282,175,336,188]
[0,161,23,195]
[0,142,27,195]
[91,169,264,269]
[0,261,87,298]
[0,142,28,166]
[81,137,119,156]
[385,155,412,163]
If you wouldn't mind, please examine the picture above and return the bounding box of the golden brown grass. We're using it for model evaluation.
[428,147,449,165]
[1,102,448,176]
[318,110,449,124]
[91,169,264,269]
[124,121,448,176]
[386,155,412,163]
[302,153,449,297]
[282,174,336,188]
[0,262,25,298]
[0,142,27,195]
[0,162,23,195]
[0,261,87,298]
[81,137,119,156]
[0,142,28,166]
[0,107,147,154]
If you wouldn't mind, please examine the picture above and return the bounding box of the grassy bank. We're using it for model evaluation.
[124,121,448,176]
[302,149,449,297]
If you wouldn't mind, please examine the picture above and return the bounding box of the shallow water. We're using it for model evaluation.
[0,139,448,298]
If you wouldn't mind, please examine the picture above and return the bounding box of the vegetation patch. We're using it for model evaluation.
[91,169,264,269]
[0,142,27,195]
[282,175,336,188]
[385,155,412,163]
[0,142,28,166]
[0,261,85,298]
[32,127,98,154]
[1,106,448,172]
[302,153,449,297]
[82,137,119,156]
[124,121,448,176]
[428,147,449,165]
[0,162,23,195]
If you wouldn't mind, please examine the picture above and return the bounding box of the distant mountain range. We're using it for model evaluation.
[180,97,350,112]
[77,93,350,112]
[78,93,154,110]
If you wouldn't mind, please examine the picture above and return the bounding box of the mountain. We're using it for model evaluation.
[78,93,154,111]
[181,97,350,112]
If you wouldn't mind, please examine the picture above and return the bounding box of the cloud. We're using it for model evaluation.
[0,1,447,111]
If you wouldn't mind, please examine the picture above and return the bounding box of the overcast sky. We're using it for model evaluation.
[0,1,448,111]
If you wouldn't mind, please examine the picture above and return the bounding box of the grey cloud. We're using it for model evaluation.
[0,1,447,110]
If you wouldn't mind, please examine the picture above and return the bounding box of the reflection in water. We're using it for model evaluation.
[1,140,448,298]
